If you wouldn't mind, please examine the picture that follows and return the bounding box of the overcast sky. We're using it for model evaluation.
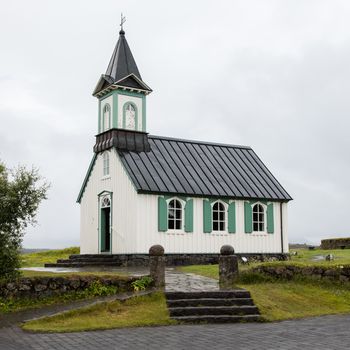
[1,0,349,248]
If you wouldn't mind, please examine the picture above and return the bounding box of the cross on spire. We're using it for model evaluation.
[120,13,126,32]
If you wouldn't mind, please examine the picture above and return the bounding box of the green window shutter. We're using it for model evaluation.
[244,202,253,233]
[184,199,194,233]
[228,202,236,233]
[203,199,212,233]
[267,203,274,233]
[158,196,168,232]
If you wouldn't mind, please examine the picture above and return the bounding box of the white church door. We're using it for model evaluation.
[100,195,111,253]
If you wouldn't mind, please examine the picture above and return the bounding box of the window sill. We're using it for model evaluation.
[211,232,229,236]
[251,231,268,236]
[166,231,186,235]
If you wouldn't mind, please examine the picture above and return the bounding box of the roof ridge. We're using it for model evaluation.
[148,135,252,150]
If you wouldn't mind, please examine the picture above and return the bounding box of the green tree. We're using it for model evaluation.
[0,161,49,280]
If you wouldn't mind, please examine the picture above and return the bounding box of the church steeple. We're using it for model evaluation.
[93,20,151,153]
[105,29,142,83]
[93,28,151,97]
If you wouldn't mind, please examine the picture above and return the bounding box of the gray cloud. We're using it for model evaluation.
[1,0,349,247]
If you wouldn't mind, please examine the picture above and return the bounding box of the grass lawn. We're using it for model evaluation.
[180,248,350,322]
[288,248,350,266]
[242,281,350,321]
[21,247,80,267]
[22,292,175,332]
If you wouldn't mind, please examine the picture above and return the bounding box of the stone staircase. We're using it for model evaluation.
[166,290,261,323]
[44,254,127,268]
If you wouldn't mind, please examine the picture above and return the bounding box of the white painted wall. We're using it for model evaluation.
[117,94,142,130]
[135,195,288,254]
[80,149,138,254]
[100,95,113,131]
[80,151,289,255]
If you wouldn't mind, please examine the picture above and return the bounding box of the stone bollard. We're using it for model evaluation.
[149,245,165,288]
[219,245,239,289]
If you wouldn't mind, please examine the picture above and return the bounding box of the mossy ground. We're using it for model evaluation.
[180,248,350,321]
[21,247,80,267]
[22,292,175,333]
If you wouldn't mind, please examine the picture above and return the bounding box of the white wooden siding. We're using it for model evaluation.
[80,149,138,254]
[80,152,289,254]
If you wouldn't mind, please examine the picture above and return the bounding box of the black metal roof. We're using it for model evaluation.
[105,30,141,82]
[117,135,292,201]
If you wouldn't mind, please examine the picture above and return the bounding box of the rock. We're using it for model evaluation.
[34,284,47,292]
[69,279,81,289]
[324,269,338,278]
[149,245,165,256]
[220,245,234,256]
[6,282,16,291]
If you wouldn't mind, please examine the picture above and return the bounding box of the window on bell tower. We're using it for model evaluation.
[123,102,137,130]
[103,104,111,131]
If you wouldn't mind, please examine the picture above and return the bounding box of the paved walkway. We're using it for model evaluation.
[1,270,350,349]
[165,268,219,291]
[1,314,350,349]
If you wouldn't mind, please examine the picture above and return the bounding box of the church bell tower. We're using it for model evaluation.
[92,21,152,153]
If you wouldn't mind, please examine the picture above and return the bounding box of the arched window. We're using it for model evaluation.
[123,103,137,130]
[213,202,225,231]
[168,199,182,230]
[101,195,111,208]
[103,104,111,131]
[253,204,265,232]
[103,152,109,176]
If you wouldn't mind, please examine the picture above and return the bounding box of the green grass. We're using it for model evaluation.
[21,247,80,267]
[22,292,176,332]
[180,258,350,321]
[288,248,350,266]
[241,281,350,321]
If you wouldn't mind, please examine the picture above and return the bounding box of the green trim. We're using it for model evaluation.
[100,89,144,100]
[112,93,118,128]
[267,203,274,233]
[135,190,291,203]
[98,100,101,133]
[122,101,138,131]
[228,202,236,233]
[184,199,194,233]
[203,199,212,233]
[142,95,146,132]
[76,154,98,203]
[244,201,253,233]
[158,196,168,232]
[101,103,111,131]
[98,191,113,254]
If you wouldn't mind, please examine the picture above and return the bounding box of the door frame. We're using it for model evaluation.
[98,190,113,254]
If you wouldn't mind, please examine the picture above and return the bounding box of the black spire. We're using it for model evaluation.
[93,27,151,96]
[105,29,142,82]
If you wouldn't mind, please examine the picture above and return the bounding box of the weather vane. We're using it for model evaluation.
[120,13,126,31]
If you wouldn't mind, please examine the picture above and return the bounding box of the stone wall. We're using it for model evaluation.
[0,275,139,299]
[58,253,289,268]
[253,265,350,283]
[321,238,350,250]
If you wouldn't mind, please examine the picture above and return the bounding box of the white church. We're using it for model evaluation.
[77,26,292,257]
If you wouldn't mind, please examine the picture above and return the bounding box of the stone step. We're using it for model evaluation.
[56,258,118,263]
[44,262,122,268]
[166,290,251,300]
[167,297,254,307]
[169,305,259,317]
[172,314,261,323]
